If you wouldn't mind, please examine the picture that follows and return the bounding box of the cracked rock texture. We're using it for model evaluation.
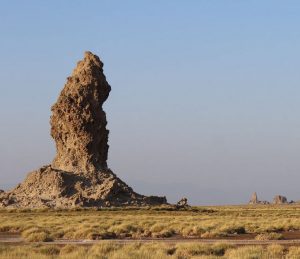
[0,52,167,208]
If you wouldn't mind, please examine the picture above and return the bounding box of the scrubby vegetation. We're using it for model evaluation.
[255,232,283,241]
[21,227,53,242]
[1,205,300,241]
[0,242,299,258]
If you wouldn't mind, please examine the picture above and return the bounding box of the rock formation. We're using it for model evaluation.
[249,192,259,204]
[273,195,287,204]
[0,51,167,208]
[50,52,110,173]
[248,192,269,205]
[176,197,189,209]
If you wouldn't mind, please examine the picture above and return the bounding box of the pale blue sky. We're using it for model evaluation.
[1,1,300,204]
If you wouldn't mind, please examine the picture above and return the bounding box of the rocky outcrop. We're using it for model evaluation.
[0,165,165,208]
[273,195,288,204]
[248,192,269,205]
[176,197,189,209]
[0,52,167,208]
[249,192,259,204]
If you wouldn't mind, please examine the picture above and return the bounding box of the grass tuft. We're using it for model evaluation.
[255,232,283,240]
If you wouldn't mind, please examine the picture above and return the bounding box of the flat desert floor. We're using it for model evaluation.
[1,205,300,258]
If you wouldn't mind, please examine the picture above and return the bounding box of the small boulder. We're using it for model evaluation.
[260,200,270,205]
[273,195,288,204]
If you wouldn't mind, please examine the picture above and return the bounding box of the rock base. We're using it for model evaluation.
[0,166,167,208]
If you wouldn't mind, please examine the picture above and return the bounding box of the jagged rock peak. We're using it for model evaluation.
[50,51,111,173]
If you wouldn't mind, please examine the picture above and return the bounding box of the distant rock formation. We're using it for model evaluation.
[248,192,269,205]
[249,192,259,204]
[273,195,288,204]
[0,52,167,208]
[176,197,189,209]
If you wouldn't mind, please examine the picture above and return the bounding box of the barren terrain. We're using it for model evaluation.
[1,205,300,257]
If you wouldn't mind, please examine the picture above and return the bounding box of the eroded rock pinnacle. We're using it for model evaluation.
[0,52,167,208]
[51,51,111,173]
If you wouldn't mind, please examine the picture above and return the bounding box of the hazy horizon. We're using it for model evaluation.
[1,1,300,205]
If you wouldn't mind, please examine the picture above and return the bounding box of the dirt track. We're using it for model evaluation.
[39,239,300,246]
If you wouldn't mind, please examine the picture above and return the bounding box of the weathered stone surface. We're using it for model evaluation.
[273,195,288,204]
[0,52,167,208]
[1,165,165,208]
[51,52,111,173]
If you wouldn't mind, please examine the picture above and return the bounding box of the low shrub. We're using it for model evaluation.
[22,227,53,242]
[287,246,300,258]
[255,232,283,241]
[38,245,60,255]
[266,244,284,257]
[225,246,264,259]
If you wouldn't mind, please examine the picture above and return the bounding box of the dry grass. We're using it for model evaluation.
[255,232,283,241]
[21,227,53,242]
[1,205,300,241]
[0,242,298,258]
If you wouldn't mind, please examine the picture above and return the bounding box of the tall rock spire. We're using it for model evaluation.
[0,51,167,208]
[50,52,111,173]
